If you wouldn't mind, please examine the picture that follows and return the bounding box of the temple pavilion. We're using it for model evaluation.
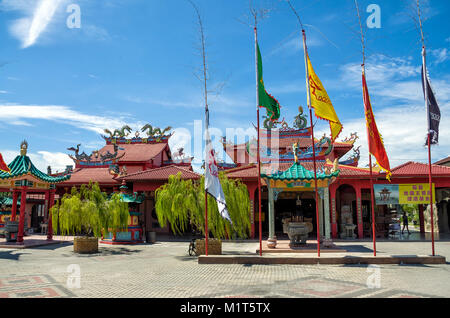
[0,141,70,243]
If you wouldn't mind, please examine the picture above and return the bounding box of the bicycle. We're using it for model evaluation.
[188,230,201,256]
[188,237,197,256]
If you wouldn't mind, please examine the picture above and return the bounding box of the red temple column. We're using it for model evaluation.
[356,186,363,239]
[17,188,27,243]
[47,190,56,240]
[419,204,425,234]
[11,190,19,221]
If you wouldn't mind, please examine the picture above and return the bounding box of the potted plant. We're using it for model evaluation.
[51,182,129,254]
[155,172,251,255]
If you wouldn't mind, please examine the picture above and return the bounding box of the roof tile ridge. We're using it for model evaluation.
[225,164,256,174]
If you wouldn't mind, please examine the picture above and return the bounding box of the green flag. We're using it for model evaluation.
[257,43,281,124]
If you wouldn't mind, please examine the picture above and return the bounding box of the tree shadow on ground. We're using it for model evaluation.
[72,247,144,257]
[0,250,30,261]
[96,247,143,256]
[340,245,375,253]
[33,242,72,251]
[174,255,198,262]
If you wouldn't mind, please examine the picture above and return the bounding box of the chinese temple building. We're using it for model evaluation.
[56,125,199,237]
[5,118,449,245]
[221,109,450,244]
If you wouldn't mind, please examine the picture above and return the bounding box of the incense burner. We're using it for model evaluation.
[287,222,313,247]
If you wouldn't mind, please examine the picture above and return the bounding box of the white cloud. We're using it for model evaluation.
[3,0,68,48]
[430,48,450,65]
[269,30,324,57]
[0,104,133,133]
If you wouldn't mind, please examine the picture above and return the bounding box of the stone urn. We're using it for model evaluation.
[5,221,19,234]
[287,222,313,247]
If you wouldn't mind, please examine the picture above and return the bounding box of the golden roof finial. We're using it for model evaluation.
[20,140,28,156]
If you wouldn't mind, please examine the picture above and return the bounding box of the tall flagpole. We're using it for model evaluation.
[289,0,321,257]
[254,19,263,257]
[302,30,321,257]
[189,0,209,256]
[417,0,435,256]
[355,0,377,257]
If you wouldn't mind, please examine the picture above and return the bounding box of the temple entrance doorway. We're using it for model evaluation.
[336,184,358,239]
[274,192,317,237]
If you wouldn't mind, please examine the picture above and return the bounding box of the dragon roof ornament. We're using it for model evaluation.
[102,124,173,144]
[68,143,125,167]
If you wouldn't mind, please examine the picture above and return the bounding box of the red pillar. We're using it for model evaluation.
[356,186,363,239]
[47,190,56,240]
[11,190,18,221]
[17,188,27,243]
[419,204,425,234]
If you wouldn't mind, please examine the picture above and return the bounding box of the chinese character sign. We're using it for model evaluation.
[399,184,435,205]
[374,184,435,205]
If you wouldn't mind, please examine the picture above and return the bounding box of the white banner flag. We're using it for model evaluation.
[205,129,232,224]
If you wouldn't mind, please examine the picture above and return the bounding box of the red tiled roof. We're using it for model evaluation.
[390,161,450,177]
[96,143,167,163]
[59,168,120,185]
[434,156,450,165]
[120,165,201,181]
[225,165,258,179]
[225,161,372,180]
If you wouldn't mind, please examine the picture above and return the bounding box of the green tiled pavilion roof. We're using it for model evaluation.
[261,162,339,181]
[0,197,20,206]
[119,193,144,204]
[0,155,71,184]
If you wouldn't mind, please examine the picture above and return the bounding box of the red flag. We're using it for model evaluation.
[363,71,391,181]
[0,153,10,173]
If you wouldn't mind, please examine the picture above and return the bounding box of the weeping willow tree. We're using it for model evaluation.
[155,172,251,240]
[51,182,129,238]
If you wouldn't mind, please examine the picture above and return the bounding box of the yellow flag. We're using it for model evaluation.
[306,53,343,141]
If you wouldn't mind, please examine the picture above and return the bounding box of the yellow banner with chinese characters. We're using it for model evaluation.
[399,184,435,204]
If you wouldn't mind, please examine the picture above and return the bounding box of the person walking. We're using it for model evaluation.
[401,210,411,235]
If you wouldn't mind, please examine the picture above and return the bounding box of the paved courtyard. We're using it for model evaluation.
[0,237,449,298]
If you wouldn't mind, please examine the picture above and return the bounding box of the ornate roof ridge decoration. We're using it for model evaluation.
[325,158,373,172]
[102,124,173,145]
[0,143,71,184]
[340,132,359,145]
[165,147,193,165]
[68,143,126,168]
[261,160,340,181]
[338,145,361,167]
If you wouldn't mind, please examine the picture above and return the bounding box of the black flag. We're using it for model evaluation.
[422,64,441,146]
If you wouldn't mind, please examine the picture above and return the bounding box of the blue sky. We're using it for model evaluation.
[0,0,449,173]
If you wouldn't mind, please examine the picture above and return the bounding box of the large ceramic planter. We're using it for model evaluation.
[73,237,98,254]
[195,238,222,256]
